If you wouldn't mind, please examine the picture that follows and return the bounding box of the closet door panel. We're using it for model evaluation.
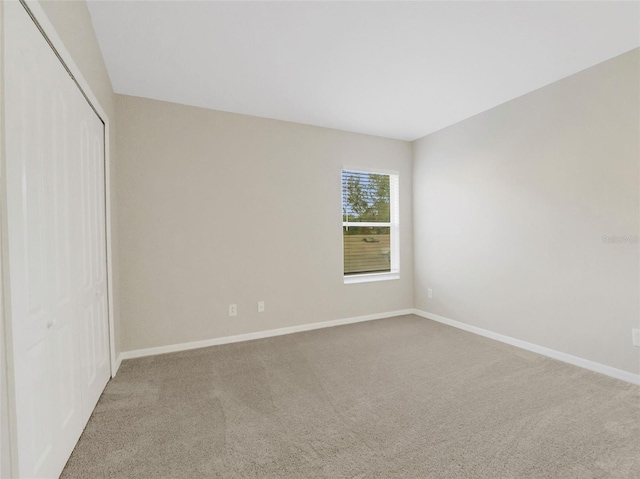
[5,3,69,475]
[50,71,85,469]
[4,1,109,477]
[77,98,110,416]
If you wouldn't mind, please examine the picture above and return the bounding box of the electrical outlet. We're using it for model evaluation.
[632,328,640,347]
[257,301,265,313]
[229,304,237,317]
[427,288,433,299]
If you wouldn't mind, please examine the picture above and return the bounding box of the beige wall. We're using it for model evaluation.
[39,0,114,120]
[413,49,640,375]
[38,0,121,356]
[115,95,413,352]
[4,1,635,379]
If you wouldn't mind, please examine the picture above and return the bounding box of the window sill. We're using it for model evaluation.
[344,272,400,284]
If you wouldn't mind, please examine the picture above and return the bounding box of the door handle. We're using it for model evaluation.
[47,319,56,329]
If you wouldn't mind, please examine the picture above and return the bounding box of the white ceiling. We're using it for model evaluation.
[86,1,639,141]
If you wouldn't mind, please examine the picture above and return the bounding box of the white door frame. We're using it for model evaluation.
[1,1,117,474]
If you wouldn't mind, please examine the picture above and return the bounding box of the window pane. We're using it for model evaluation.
[342,171,390,222]
[343,226,391,275]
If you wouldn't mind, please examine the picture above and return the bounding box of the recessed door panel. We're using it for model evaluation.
[23,68,46,318]
[52,91,72,304]
[20,338,53,477]
[57,320,78,429]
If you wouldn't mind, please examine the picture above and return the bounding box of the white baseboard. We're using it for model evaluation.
[112,354,123,378]
[412,309,640,386]
[118,309,414,362]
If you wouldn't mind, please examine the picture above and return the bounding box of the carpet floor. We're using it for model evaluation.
[61,315,640,478]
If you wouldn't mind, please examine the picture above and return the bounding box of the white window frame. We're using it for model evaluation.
[342,168,400,284]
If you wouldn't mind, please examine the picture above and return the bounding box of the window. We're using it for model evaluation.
[342,169,399,283]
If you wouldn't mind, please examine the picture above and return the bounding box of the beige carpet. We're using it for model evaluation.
[61,315,640,478]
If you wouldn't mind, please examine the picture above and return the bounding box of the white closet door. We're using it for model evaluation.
[77,91,111,416]
[4,2,110,477]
